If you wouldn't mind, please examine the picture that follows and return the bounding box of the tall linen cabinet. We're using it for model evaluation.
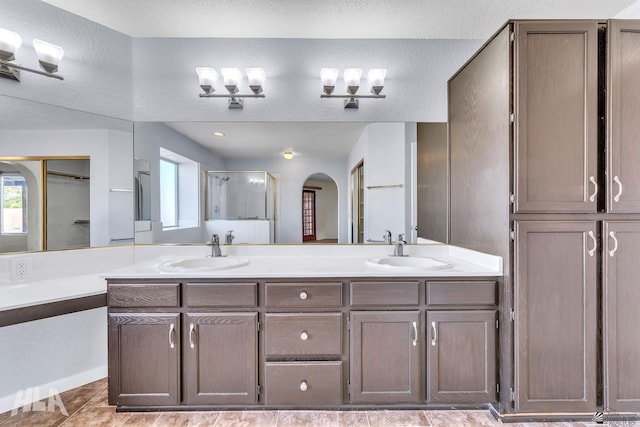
[448,19,640,418]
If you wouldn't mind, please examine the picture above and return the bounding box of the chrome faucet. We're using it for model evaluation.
[392,233,408,257]
[206,233,223,257]
[225,230,235,245]
[383,230,392,245]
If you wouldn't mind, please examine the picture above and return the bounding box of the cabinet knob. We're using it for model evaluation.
[299,380,308,391]
[299,291,308,300]
[300,331,309,341]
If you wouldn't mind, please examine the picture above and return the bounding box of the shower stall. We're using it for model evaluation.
[205,171,277,243]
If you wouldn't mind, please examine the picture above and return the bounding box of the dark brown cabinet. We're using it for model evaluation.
[108,313,181,406]
[183,312,258,405]
[349,311,421,403]
[604,221,640,412]
[514,221,598,413]
[514,21,599,213]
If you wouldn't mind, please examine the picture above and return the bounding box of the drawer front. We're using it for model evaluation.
[265,313,342,358]
[108,283,180,308]
[265,282,342,308]
[264,362,342,405]
[427,281,497,306]
[350,281,420,306]
[185,283,257,308]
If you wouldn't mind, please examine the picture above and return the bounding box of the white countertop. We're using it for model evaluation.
[104,244,502,279]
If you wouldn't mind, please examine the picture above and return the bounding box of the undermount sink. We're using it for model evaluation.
[367,256,453,271]
[159,256,250,273]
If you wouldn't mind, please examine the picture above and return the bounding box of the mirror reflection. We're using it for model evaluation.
[0,95,134,254]
[134,121,418,245]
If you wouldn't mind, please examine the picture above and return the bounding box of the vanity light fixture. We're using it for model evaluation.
[283,151,294,160]
[196,67,266,109]
[0,27,64,81]
[320,68,386,109]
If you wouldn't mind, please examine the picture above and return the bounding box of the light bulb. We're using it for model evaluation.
[321,68,338,95]
[246,68,265,94]
[195,67,218,93]
[283,151,294,160]
[343,68,362,95]
[368,69,387,95]
[33,39,64,73]
[221,68,242,93]
[0,28,22,61]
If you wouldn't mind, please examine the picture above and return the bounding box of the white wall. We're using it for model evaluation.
[305,178,339,240]
[615,0,640,17]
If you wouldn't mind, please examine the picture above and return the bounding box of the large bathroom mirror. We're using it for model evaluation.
[0,95,134,254]
[133,121,427,245]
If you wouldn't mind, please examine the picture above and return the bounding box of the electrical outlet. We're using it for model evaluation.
[10,257,32,281]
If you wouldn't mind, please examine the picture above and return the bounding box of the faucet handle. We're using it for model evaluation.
[211,233,219,243]
[397,233,406,244]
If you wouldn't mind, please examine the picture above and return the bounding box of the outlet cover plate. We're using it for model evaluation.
[10,257,32,281]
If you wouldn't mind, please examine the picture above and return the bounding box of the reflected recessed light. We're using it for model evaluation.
[213,132,225,137]
[283,151,294,160]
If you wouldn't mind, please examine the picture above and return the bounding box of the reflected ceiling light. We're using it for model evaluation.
[196,67,266,109]
[212,132,225,137]
[283,151,294,160]
[320,68,386,109]
[0,27,64,81]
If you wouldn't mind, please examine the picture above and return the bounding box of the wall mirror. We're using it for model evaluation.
[0,95,134,254]
[134,121,428,245]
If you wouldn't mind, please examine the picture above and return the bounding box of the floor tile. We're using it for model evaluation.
[366,410,430,427]
[277,410,338,427]
[425,410,498,426]
[337,411,370,427]
[155,411,219,427]
[58,405,131,427]
[214,410,278,427]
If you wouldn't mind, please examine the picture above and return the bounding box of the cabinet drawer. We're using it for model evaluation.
[350,281,420,306]
[264,361,342,405]
[185,282,257,308]
[265,282,342,308]
[265,313,342,358]
[427,281,497,306]
[108,283,180,308]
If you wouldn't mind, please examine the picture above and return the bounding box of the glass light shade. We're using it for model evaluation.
[343,68,362,87]
[195,67,218,93]
[283,151,294,160]
[320,68,338,86]
[245,68,265,86]
[367,69,387,87]
[0,28,22,61]
[221,68,242,87]
[33,39,64,73]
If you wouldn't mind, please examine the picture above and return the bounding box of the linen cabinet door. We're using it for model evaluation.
[604,221,640,412]
[514,221,598,413]
[108,313,180,406]
[513,21,599,213]
[427,310,496,403]
[183,312,258,405]
[607,20,640,212]
[350,311,421,403]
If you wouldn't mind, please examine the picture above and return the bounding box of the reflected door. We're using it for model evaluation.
[302,190,316,241]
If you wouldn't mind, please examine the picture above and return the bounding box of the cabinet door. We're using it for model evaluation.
[604,221,640,412]
[514,221,598,412]
[427,311,496,403]
[514,21,599,212]
[108,313,180,406]
[607,20,640,212]
[350,311,421,403]
[184,312,258,405]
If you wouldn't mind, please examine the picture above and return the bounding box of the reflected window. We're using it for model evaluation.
[1,174,28,234]
[160,158,178,228]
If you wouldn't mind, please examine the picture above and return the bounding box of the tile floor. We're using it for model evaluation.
[0,379,638,426]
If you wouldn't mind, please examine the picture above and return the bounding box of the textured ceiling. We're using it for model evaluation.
[42,0,638,39]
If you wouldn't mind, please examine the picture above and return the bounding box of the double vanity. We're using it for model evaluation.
[104,243,502,411]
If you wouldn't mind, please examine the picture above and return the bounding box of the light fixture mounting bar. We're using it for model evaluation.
[199,93,265,98]
[320,94,386,99]
[0,59,64,80]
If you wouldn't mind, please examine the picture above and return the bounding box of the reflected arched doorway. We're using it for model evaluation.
[302,173,338,244]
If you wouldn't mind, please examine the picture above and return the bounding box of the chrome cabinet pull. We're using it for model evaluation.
[609,231,618,257]
[299,291,308,300]
[299,381,308,391]
[589,176,598,202]
[613,176,623,202]
[300,331,309,341]
[169,323,175,349]
[587,230,597,257]
[431,321,437,347]
[189,323,196,349]
[412,321,418,347]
